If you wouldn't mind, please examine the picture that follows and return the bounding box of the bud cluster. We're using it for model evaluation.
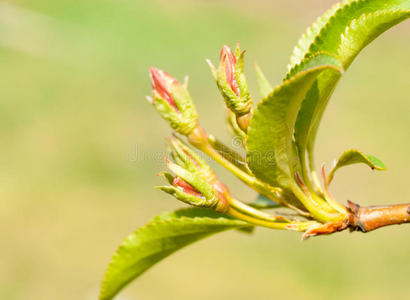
[147,43,255,213]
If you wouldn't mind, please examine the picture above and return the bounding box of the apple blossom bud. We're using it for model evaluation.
[169,137,215,182]
[156,140,230,213]
[172,176,203,198]
[220,45,241,97]
[207,44,252,116]
[149,67,198,135]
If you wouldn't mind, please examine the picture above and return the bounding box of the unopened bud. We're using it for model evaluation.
[156,147,230,212]
[169,137,215,183]
[207,44,252,116]
[149,67,198,135]
[172,176,203,198]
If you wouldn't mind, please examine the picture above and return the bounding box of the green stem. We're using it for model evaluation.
[197,141,285,205]
[299,148,334,213]
[320,166,348,215]
[307,149,324,195]
[228,196,290,223]
[291,183,343,223]
[227,207,315,231]
[299,148,316,192]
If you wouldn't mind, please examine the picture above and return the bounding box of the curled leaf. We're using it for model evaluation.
[247,65,342,189]
[327,149,386,184]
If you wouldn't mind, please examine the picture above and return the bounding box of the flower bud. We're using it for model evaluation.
[149,67,198,135]
[207,44,252,116]
[156,140,230,213]
[172,176,203,198]
[169,137,215,182]
[221,45,241,96]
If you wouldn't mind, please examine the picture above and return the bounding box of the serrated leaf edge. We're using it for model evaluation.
[288,0,351,70]
[285,51,344,80]
[100,215,246,300]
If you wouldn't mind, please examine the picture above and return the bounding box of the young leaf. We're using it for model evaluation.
[338,9,410,68]
[290,0,409,186]
[100,208,247,300]
[292,55,343,183]
[246,65,342,189]
[327,149,386,183]
[305,0,410,67]
[288,0,347,70]
[286,52,343,80]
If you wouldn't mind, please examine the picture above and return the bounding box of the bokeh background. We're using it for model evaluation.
[0,0,409,299]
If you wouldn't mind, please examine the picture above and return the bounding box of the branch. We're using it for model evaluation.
[347,201,410,232]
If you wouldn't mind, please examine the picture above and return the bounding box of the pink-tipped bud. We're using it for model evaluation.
[148,67,198,135]
[149,67,178,110]
[220,45,241,97]
[173,176,203,198]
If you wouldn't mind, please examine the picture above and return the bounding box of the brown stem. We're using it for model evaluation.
[347,201,410,232]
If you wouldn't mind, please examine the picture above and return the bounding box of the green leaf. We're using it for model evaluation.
[292,55,343,183]
[286,52,343,80]
[338,9,410,68]
[287,54,342,179]
[289,0,409,184]
[327,149,386,183]
[246,65,341,188]
[250,194,280,209]
[288,0,347,70]
[255,63,273,98]
[100,208,247,300]
[306,1,410,66]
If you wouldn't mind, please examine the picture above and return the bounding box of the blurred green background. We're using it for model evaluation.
[0,0,409,299]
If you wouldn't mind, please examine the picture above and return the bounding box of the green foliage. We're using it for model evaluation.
[246,66,341,189]
[288,0,410,178]
[288,0,346,69]
[286,53,343,81]
[100,208,247,300]
[327,149,386,183]
[338,9,410,67]
[293,61,342,181]
[302,0,410,62]
[101,0,410,298]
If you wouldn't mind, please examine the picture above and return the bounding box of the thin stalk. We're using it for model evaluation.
[203,145,270,190]
[194,139,285,205]
[298,149,336,213]
[227,207,316,231]
[227,196,290,223]
[299,148,316,192]
[321,165,348,215]
[308,150,324,195]
[291,183,344,223]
